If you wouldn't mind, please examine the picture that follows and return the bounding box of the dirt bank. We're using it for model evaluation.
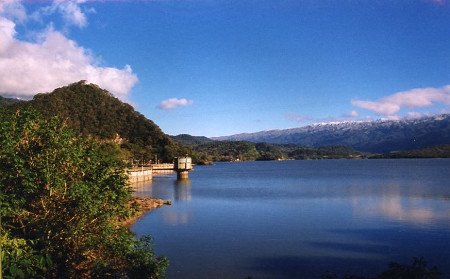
[123,197,171,226]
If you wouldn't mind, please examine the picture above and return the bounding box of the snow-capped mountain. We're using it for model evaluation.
[213,114,450,153]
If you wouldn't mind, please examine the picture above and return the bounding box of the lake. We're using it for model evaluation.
[132,159,450,279]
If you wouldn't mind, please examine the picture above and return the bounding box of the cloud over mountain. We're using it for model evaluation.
[352,86,450,117]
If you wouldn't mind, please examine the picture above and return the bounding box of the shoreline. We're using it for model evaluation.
[123,196,171,226]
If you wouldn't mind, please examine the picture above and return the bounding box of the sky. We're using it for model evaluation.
[1,0,450,137]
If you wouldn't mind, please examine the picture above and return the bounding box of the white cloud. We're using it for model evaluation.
[55,0,88,28]
[0,2,137,100]
[352,85,450,117]
[158,98,193,110]
[0,0,26,23]
[32,0,90,28]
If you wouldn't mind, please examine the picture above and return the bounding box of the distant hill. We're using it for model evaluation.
[5,81,187,162]
[177,139,364,162]
[171,134,214,146]
[375,144,450,158]
[0,96,24,107]
[214,115,450,153]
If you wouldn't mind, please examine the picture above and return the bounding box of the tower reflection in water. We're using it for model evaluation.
[174,179,192,201]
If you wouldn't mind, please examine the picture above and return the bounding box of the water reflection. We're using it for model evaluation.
[162,210,192,225]
[156,180,194,225]
[129,176,193,203]
[249,255,381,279]
[174,179,192,201]
[351,184,450,225]
[131,180,154,196]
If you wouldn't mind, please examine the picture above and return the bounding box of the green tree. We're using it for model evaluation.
[0,109,167,278]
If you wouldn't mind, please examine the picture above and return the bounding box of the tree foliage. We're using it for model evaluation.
[0,109,167,278]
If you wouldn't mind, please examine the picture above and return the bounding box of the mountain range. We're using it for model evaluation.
[213,115,450,153]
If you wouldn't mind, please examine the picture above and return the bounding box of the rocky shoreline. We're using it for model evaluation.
[123,197,171,226]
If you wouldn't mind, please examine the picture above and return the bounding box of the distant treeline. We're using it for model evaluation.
[171,135,365,163]
[172,134,450,164]
[371,144,450,159]
[0,95,24,106]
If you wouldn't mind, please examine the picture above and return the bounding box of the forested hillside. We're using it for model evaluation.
[374,144,450,158]
[4,81,188,162]
[0,96,23,106]
[170,134,213,146]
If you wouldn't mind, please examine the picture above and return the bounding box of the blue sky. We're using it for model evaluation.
[1,0,450,137]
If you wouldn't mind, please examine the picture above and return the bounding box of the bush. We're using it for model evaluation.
[0,109,167,278]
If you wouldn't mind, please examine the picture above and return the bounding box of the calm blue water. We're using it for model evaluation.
[132,159,450,279]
